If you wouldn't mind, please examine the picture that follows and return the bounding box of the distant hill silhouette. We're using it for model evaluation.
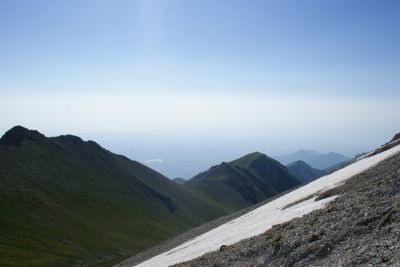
[324,152,369,173]
[275,149,350,170]
[173,177,187,184]
[286,160,326,183]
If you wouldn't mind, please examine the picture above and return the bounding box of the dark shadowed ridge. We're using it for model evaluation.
[286,160,326,183]
[0,126,45,146]
[185,152,301,212]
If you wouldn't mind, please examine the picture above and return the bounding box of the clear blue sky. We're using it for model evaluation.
[1,0,400,176]
[1,0,399,96]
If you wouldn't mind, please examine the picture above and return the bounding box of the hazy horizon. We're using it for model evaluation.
[0,124,397,178]
[1,0,399,178]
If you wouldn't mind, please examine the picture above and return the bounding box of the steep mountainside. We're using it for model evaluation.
[174,148,400,267]
[286,160,325,183]
[185,152,301,212]
[123,133,400,267]
[0,126,227,267]
[276,149,350,169]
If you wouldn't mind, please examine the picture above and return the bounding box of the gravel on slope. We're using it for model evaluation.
[174,152,400,267]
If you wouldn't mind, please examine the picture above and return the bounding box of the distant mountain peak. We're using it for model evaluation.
[0,125,44,146]
[173,177,186,184]
[297,149,318,154]
[287,160,308,167]
[230,151,268,167]
[246,151,264,157]
[186,151,300,211]
[275,149,350,170]
[286,160,325,183]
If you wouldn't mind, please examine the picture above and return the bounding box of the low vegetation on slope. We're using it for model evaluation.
[0,126,228,267]
[185,152,301,212]
[286,160,325,183]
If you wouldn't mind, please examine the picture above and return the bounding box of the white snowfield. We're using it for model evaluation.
[136,144,400,267]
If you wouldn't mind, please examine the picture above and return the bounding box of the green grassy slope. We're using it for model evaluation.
[185,152,301,212]
[0,126,228,267]
[286,160,326,183]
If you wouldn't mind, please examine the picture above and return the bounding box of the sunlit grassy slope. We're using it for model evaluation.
[0,126,228,267]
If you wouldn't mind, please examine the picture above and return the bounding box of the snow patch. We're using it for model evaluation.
[136,144,400,267]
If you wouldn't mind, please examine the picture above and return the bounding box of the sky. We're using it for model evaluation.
[1,0,400,178]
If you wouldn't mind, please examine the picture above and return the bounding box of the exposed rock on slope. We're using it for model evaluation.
[175,151,400,267]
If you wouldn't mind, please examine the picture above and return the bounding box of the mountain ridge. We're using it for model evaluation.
[0,126,228,267]
[0,125,46,146]
[125,133,400,267]
[275,149,350,169]
[286,160,325,183]
[185,152,301,212]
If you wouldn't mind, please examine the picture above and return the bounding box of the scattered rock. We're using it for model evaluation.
[173,152,400,267]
